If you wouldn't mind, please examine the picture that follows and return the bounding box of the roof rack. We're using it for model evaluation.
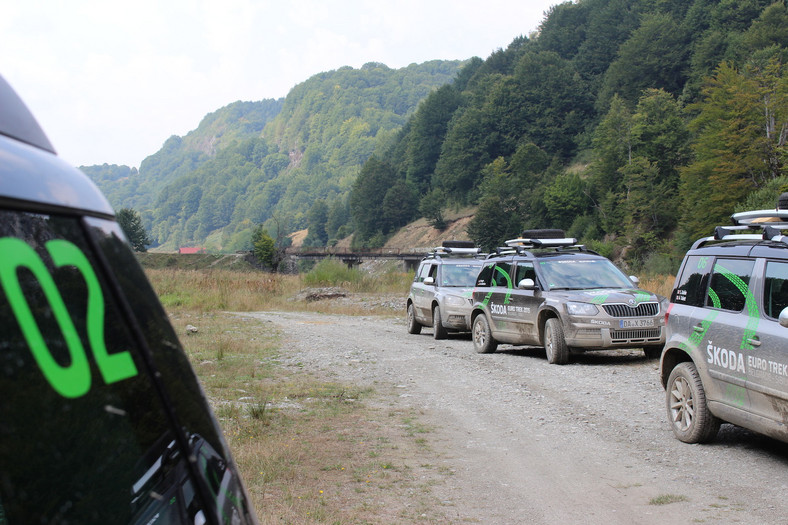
[424,240,485,258]
[691,210,788,249]
[505,237,580,248]
[429,246,483,256]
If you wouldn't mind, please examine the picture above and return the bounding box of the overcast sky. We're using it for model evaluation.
[4,0,557,168]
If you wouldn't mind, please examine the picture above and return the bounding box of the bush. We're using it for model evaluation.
[304,258,364,288]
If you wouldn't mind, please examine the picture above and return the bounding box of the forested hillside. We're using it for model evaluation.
[84,61,462,251]
[350,0,788,271]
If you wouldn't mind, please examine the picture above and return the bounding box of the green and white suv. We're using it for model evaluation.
[660,203,788,444]
[470,230,666,364]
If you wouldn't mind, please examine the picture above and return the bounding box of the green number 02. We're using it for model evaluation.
[0,237,138,398]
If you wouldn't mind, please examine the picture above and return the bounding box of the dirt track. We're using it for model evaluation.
[247,310,788,524]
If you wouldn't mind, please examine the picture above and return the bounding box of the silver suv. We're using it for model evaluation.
[470,231,666,364]
[407,241,485,339]
[660,204,788,444]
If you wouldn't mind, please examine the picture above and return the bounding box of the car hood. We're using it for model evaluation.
[550,288,659,305]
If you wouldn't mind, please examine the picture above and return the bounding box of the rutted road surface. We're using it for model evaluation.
[247,310,788,524]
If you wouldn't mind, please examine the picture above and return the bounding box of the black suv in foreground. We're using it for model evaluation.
[0,75,257,523]
[470,231,666,364]
[660,205,788,444]
[407,241,485,339]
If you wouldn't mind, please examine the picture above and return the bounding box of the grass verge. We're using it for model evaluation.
[167,307,451,523]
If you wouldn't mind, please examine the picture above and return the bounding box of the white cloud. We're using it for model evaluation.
[2,0,556,168]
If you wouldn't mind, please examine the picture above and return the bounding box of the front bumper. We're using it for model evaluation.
[563,318,665,349]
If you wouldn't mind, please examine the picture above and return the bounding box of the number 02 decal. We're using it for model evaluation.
[0,237,138,398]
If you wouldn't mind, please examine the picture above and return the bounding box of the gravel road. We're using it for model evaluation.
[246,309,788,524]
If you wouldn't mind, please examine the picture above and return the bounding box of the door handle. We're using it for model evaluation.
[693,324,704,333]
[747,337,761,347]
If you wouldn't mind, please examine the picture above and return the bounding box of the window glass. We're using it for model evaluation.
[476,264,494,287]
[764,261,788,319]
[514,262,536,286]
[672,255,711,307]
[0,211,179,523]
[538,257,631,290]
[440,263,483,287]
[706,258,755,312]
[491,262,512,288]
[427,264,438,281]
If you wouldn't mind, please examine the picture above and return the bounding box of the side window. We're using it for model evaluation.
[476,264,494,287]
[427,264,438,282]
[764,261,788,319]
[514,262,535,285]
[706,258,755,312]
[491,262,512,288]
[416,263,431,283]
[672,256,711,307]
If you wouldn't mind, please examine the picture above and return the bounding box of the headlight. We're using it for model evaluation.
[566,302,599,316]
[445,295,467,307]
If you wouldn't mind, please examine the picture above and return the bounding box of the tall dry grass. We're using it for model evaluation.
[156,263,448,523]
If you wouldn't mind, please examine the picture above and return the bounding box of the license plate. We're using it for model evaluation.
[620,318,654,328]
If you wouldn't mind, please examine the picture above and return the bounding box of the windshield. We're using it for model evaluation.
[538,258,633,290]
[441,263,483,287]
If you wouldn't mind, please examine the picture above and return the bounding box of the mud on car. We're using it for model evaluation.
[469,230,666,364]
[407,241,486,339]
[660,203,788,444]
[0,74,257,523]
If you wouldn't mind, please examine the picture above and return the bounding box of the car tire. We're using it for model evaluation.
[407,303,422,334]
[433,305,448,340]
[472,314,498,354]
[544,318,569,365]
[643,346,661,359]
[666,362,721,444]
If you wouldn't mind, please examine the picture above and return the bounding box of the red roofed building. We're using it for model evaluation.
[178,247,206,254]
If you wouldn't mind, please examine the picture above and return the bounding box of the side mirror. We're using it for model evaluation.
[630,275,640,286]
[780,307,788,328]
[424,276,435,285]
[518,278,536,290]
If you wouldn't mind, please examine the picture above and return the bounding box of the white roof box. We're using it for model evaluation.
[731,209,788,227]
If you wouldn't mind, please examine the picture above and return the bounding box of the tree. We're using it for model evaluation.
[303,200,329,247]
[680,59,788,241]
[251,225,277,270]
[419,189,448,230]
[116,208,151,252]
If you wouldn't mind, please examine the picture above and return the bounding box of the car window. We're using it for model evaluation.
[415,263,430,283]
[705,258,755,312]
[514,262,536,285]
[537,258,632,290]
[764,261,788,319]
[475,261,512,288]
[440,263,482,287]
[672,255,711,307]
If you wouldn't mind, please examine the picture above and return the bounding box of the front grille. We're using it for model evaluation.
[602,302,659,317]
[610,328,662,342]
